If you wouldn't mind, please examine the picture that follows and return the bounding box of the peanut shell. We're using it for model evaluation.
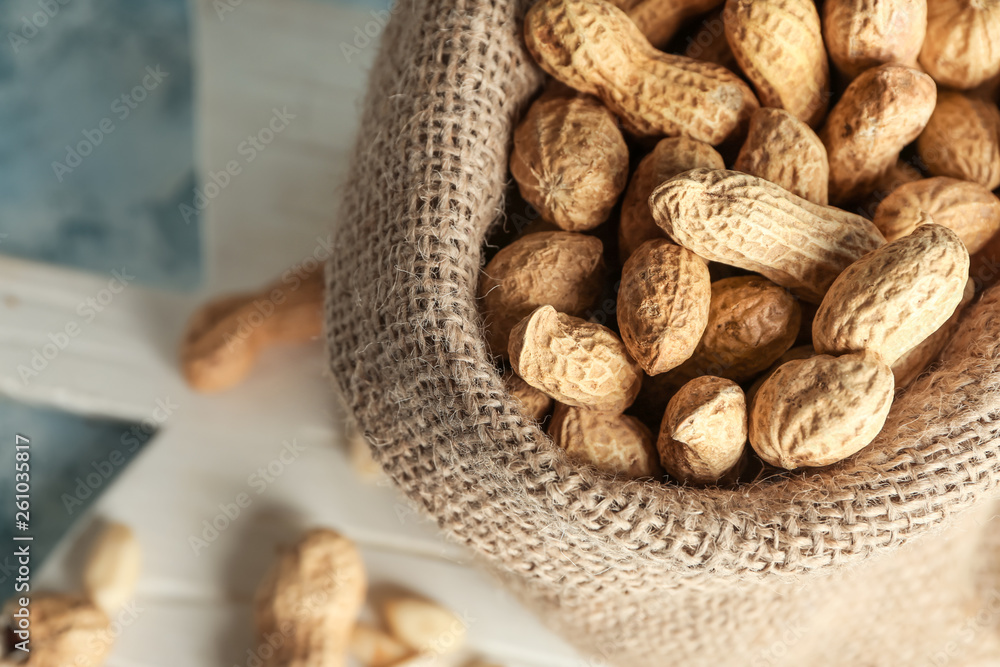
[617,240,712,375]
[916,91,1000,190]
[510,91,629,231]
[657,376,747,485]
[549,403,660,478]
[920,0,1000,89]
[813,224,970,366]
[524,0,759,143]
[611,0,724,48]
[723,0,829,127]
[873,177,1000,254]
[478,231,605,356]
[820,64,936,203]
[733,107,829,205]
[503,368,554,422]
[822,0,927,79]
[749,352,894,469]
[649,168,886,303]
[509,305,643,412]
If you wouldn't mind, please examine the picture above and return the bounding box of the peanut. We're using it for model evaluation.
[83,522,141,617]
[733,107,829,205]
[510,88,629,232]
[873,177,1000,254]
[503,368,553,422]
[749,352,895,469]
[549,403,660,478]
[383,597,466,655]
[822,0,927,79]
[746,344,816,403]
[350,624,412,667]
[892,278,975,389]
[619,137,724,261]
[478,231,605,356]
[657,376,747,485]
[181,268,323,393]
[649,168,885,303]
[916,91,1000,190]
[508,305,642,412]
[689,276,800,382]
[723,0,829,127]
[524,0,759,143]
[254,529,366,667]
[820,64,936,203]
[1,594,111,667]
[617,240,712,375]
[813,224,970,366]
[920,0,1000,89]
[611,0,724,48]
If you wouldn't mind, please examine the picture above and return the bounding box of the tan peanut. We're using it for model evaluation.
[813,224,970,366]
[733,107,829,205]
[820,64,936,203]
[504,368,553,422]
[383,597,466,655]
[920,0,1000,89]
[750,352,895,469]
[690,276,801,382]
[349,624,412,667]
[617,240,712,375]
[549,403,660,478]
[649,168,886,303]
[892,278,975,389]
[254,529,366,667]
[746,344,816,403]
[509,306,642,412]
[723,0,829,127]
[611,0,724,48]
[873,177,1000,254]
[822,0,927,79]
[478,231,605,356]
[916,91,1000,190]
[619,137,724,260]
[524,0,759,143]
[83,522,141,617]
[180,268,323,393]
[510,89,629,232]
[657,376,747,485]
[1,595,111,667]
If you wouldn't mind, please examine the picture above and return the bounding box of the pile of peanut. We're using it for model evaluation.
[483,0,1000,485]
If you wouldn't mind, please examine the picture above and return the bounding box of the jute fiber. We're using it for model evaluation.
[324,0,1000,662]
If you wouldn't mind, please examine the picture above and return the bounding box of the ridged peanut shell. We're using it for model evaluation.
[734,107,829,205]
[617,240,712,375]
[873,177,1000,253]
[509,305,643,412]
[549,403,660,478]
[892,277,975,388]
[746,344,816,403]
[3,594,111,667]
[478,232,605,356]
[916,91,1000,190]
[649,168,886,303]
[657,376,747,485]
[813,224,970,365]
[619,137,724,260]
[692,276,801,382]
[820,64,937,203]
[504,369,553,423]
[510,92,629,231]
[611,0,724,48]
[920,0,1000,89]
[524,0,759,143]
[822,0,927,79]
[749,352,894,469]
[723,0,829,127]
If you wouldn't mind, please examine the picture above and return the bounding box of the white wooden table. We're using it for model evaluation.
[0,1,582,664]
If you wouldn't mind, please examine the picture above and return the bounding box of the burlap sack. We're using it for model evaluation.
[324,0,1000,663]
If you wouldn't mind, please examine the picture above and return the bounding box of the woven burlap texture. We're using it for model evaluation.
[323,0,1000,663]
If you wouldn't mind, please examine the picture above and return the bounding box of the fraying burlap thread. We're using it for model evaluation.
[324,0,1000,663]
